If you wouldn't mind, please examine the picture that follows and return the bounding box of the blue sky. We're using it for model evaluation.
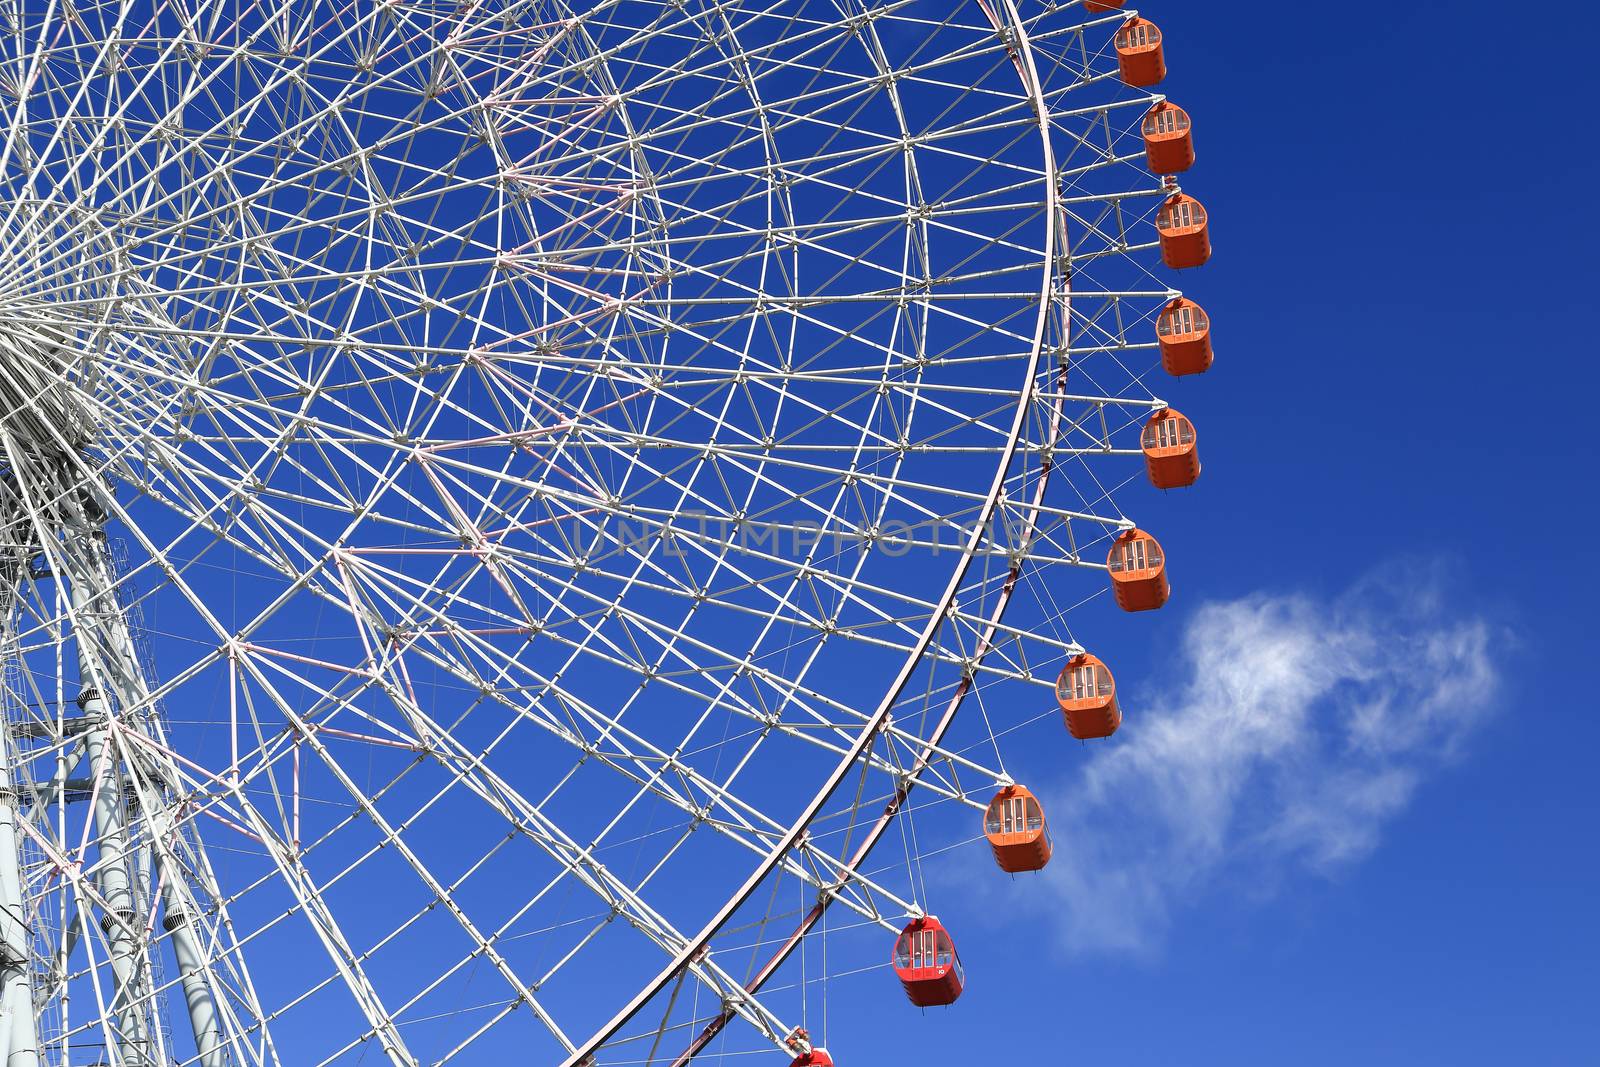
[808,2,1600,1063]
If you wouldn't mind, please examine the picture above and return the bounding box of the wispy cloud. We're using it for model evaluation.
[1035,567,1499,956]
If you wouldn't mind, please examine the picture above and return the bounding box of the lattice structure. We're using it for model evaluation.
[0,0,1211,1062]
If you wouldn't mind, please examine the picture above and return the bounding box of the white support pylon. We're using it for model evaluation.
[0,731,39,1067]
[73,671,154,1065]
[62,509,235,1067]
[160,880,225,1067]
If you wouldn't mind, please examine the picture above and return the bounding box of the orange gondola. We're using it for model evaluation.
[1156,297,1213,376]
[1055,652,1120,739]
[1115,17,1166,87]
[1107,528,1170,612]
[1142,102,1195,175]
[984,785,1052,872]
[1142,408,1201,489]
[1156,194,1211,270]
[892,916,965,1007]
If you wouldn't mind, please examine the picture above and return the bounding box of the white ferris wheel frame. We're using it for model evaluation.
[0,0,1194,1062]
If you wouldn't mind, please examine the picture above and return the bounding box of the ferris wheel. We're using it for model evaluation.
[0,0,1218,1062]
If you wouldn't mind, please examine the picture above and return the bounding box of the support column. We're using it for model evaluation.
[160,880,225,1067]
[0,741,40,1067]
[0,495,39,1067]
[66,509,232,1067]
[67,525,152,1067]
[77,713,151,1067]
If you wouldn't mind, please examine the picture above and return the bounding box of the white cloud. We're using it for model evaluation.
[1035,568,1499,956]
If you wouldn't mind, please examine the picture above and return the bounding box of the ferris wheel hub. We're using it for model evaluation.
[0,315,91,463]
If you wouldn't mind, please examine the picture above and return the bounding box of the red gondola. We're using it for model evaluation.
[1142,102,1195,175]
[1142,408,1201,489]
[1156,193,1211,270]
[892,916,965,1007]
[1156,297,1213,376]
[1107,528,1170,612]
[1115,17,1166,87]
[984,785,1052,872]
[1055,652,1120,739]
[790,1051,834,1067]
